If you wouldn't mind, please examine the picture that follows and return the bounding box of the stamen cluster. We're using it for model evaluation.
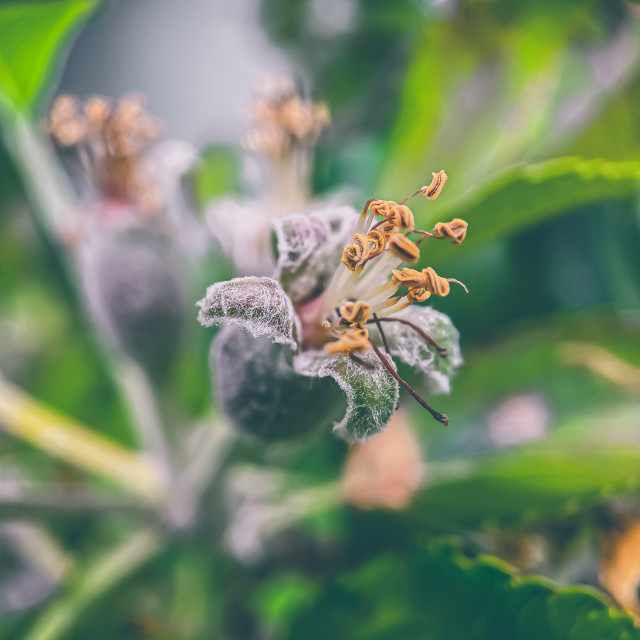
[242,78,330,156]
[48,94,161,209]
[319,170,468,424]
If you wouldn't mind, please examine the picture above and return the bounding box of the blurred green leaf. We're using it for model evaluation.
[288,542,640,640]
[416,443,640,529]
[189,144,242,211]
[0,1,95,116]
[25,528,162,640]
[415,157,640,266]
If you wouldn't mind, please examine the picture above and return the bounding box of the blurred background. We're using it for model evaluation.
[1,0,640,638]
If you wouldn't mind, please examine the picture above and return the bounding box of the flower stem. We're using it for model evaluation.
[371,317,449,358]
[368,341,449,426]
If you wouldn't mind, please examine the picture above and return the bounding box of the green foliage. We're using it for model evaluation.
[288,542,640,640]
[189,145,242,211]
[0,1,95,116]
[416,444,640,529]
[415,157,640,266]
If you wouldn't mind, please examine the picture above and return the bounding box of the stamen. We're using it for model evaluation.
[339,301,371,327]
[326,328,369,355]
[399,189,424,205]
[369,340,449,426]
[371,317,449,358]
[389,234,420,262]
[422,170,447,200]
[372,313,390,354]
[429,218,468,244]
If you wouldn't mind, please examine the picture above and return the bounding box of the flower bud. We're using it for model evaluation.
[81,221,186,381]
[213,327,343,440]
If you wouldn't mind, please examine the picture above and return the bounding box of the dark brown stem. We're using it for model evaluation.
[349,351,376,370]
[369,340,449,426]
[372,313,390,354]
[370,317,449,358]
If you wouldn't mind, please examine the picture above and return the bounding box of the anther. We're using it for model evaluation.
[339,301,371,327]
[326,328,370,355]
[391,268,425,289]
[429,218,468,244]
[389,234,420,262]
[422,170,448,200]
[367,229,387,258]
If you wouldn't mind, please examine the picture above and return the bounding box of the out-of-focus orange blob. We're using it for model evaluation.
[341,410,423,510]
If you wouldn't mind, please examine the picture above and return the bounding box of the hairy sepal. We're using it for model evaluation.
[369,306,462,394]
[272,206,356,305]
[294,349,400,443]
[213,328,343,441]
[197,276,299,348]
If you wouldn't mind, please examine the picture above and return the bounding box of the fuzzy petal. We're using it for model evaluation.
[273,206,357,305]
[197,276,299,348]
[369,306,462,394]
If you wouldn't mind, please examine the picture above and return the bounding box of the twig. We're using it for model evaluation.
[117,359,172,469]
[0,481,144,515]
[369,341,448,426]
[0,374,166,502]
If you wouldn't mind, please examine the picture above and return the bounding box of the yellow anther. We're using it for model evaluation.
[368,199,397,219]
[390,204,415,231]
[406,287,432,304]
[422,170,447,200]
[422,267,451,297]
[430,218,468,244]
[380,220,399,237]
[352,234,371,262]
[367,229,387,259]
[326,328,370,355]
[84,96,111,129]
[339,301,371,327]
[389,234,420,263]
[391,268,424,288]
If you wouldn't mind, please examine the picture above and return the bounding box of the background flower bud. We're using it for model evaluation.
[81,220,186,382]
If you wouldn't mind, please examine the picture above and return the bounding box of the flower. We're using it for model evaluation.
[47,94,199,379]
[198,172,468,442]
[205,77,332,275]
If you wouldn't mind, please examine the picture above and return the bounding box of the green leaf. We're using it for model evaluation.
[415,443,640,529]
[196,276,299,347]
[294,349,400,442]
[189,144,242,211]
[287,543,640,640]
[0,1,95,116]
[415,157,640,266]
